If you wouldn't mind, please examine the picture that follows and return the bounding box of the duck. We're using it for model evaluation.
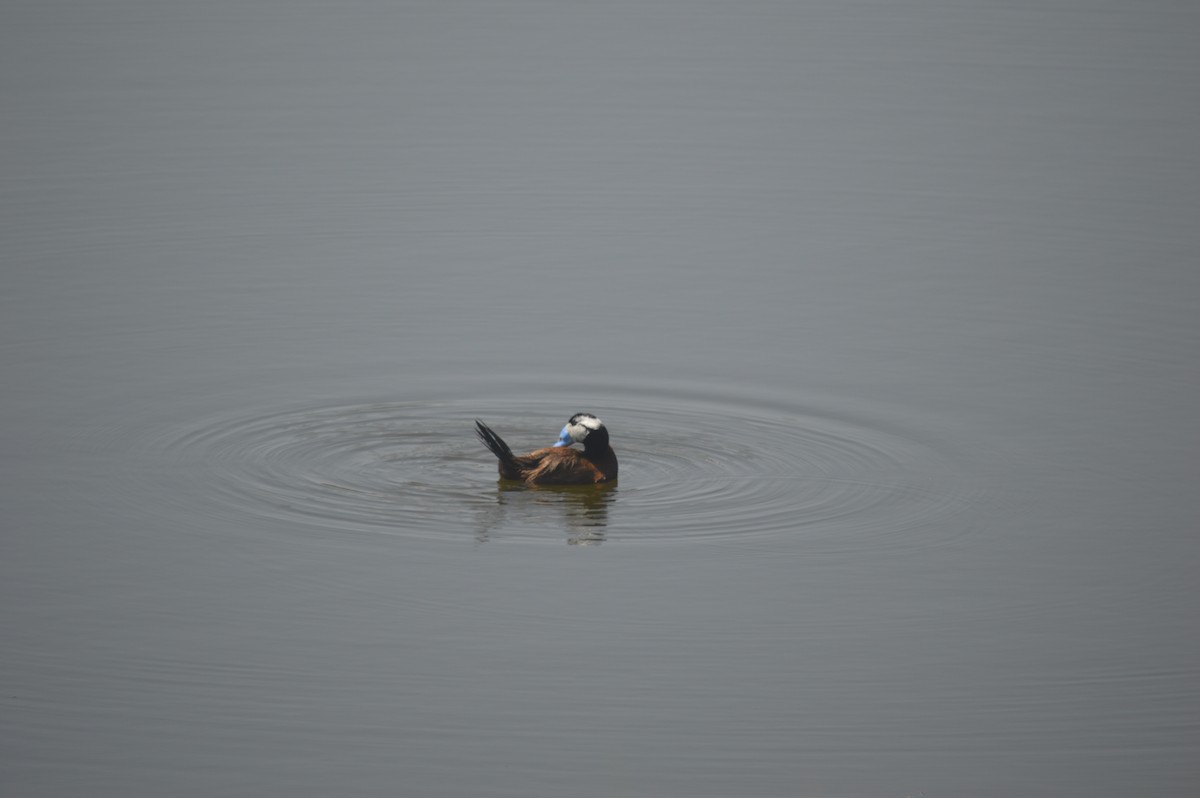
[475,413,618,485]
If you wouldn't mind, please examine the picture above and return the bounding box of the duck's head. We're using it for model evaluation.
[554,413,609,450]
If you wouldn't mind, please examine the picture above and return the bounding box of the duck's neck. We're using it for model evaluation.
[582,427,610,456]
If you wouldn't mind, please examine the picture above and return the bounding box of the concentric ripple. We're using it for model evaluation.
[140,391,980,550]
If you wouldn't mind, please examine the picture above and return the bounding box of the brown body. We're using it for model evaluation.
[475,417,618,486]
[498,445,618,485]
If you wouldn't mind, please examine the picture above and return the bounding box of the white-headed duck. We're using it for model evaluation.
[475,413,618,486]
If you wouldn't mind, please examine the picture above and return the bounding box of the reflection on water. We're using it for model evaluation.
[479,482,617,545]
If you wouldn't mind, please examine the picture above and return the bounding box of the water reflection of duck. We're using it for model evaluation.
[475,414,618,485]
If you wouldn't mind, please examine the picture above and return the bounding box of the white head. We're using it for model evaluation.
[553,413,605,448]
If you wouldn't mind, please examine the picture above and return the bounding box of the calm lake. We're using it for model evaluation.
[3,1,1198,796]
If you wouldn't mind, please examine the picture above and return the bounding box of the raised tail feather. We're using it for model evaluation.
[475,419,515,466]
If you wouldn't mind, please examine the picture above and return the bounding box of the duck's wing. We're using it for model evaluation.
[522,447,603,485]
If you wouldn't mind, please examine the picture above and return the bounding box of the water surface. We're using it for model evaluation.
[3,2,1198,796]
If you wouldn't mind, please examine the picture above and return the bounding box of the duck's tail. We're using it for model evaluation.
[475,419,515,467]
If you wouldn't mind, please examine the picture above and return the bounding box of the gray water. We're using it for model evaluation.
[3,2,1198,796]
